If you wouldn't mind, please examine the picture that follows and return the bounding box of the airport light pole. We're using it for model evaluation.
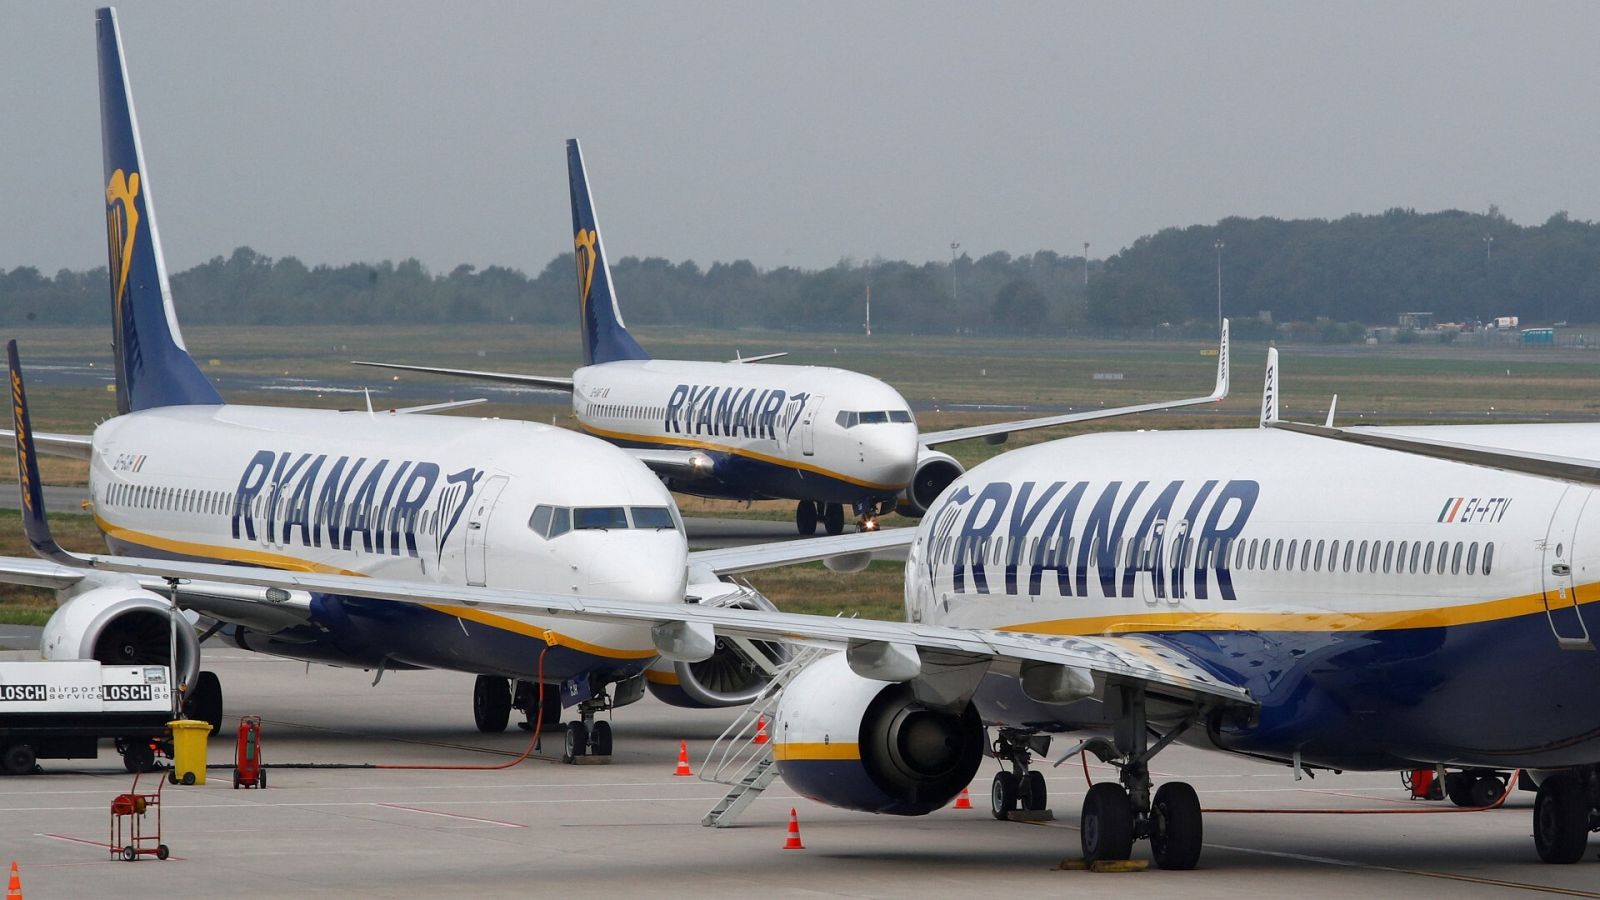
[1213,238,1225,335]
[949,242,960,303]
[1483,234,1493,263]
[1083,242,1090,287]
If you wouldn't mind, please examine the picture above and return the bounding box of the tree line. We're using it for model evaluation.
[4,208,1597,336]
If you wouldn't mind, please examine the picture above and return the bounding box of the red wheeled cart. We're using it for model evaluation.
[110,768,168,860]
[233,715,265,789]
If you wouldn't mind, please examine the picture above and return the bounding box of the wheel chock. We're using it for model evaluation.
[1055,858,1148,873]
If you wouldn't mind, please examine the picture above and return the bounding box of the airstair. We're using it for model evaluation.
[699,644,830,828]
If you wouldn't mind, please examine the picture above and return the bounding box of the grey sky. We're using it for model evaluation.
[4,2,1598,277]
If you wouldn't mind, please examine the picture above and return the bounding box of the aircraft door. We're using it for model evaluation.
[1541,486,1594,650]
[465,475,509,587]
[800,395,822,456]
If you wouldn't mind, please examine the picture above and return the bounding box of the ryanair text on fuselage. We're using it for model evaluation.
[230,449,481,560]
[925,478,1260,602]
[662,384,806,441]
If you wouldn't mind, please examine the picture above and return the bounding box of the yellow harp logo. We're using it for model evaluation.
[106,169,141,320]
[10,367,32,514]
[574,228,598,315]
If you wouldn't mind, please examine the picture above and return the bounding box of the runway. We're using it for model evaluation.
[1,646,1594,897]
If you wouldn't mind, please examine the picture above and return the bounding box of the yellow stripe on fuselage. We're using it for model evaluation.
[578,421,901,492]
[94,515,655,661]
[997,582,1600,636]
[773,741,861,761]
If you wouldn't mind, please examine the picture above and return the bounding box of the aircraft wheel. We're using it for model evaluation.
[473,675,511,733]
[186,671,224,736]
[563,721,588,763]
[591,720,613,757]
[1533,772,1590,864]
[1468,773,1505,808]
[823,503,845,535]
[1444,771,1475,807]
[990,771,1018,819]
[1080,782,1134,862]
[1150,781,1204,870]
[1020,770,1048,811]
[796,501,817,535]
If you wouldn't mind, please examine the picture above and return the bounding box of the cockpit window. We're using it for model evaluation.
[532,504,675,536]
[630,506,676,530]
[573,506,629,530]
[529,504,571,539]
[836,409,913,428]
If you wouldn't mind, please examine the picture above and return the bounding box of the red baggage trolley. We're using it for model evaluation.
[110,768,168,860]
[234,715,265,789]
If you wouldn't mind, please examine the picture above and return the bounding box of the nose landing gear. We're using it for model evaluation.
[794,501,847,536]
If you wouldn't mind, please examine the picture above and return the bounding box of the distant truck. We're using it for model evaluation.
[1493,316,1520,330]
[0,661,174,775]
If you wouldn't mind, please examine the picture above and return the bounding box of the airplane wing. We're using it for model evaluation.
[1269,419,1600,487]
[0,429,92,460]
[689,527,915,576]
[0,557,315,633]
[19,545,1250,709]
[349,361,575,392]
[918,320,1231,448]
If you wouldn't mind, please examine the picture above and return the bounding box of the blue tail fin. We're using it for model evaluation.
[96,7,222,414]
[567,139,648,366]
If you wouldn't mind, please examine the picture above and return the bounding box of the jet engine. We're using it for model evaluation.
[41,585,200,689]
[895,448,964,517]
[646,587,789,709]
[772,653,984,815]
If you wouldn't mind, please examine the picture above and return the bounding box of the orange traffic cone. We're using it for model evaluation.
[953,787,972,809]
[753,716,769,745]
[674,739,693,777]
[6,861,20,900]
[783,808,805,849]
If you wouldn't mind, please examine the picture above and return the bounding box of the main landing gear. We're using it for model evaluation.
[795,501,846,536]
[1069,685,1205,870]
[473,676,560,734]
[1532,765,1600,864]
[990,729,1052,819]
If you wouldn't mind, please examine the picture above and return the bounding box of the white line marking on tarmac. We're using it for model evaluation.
[376,803,525,828]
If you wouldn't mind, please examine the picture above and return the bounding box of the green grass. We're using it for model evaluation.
[740,560,906,621]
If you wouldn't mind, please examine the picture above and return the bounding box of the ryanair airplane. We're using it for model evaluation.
[45,342,1600,869]
[0,8,899,766]
[355,141,1230,536]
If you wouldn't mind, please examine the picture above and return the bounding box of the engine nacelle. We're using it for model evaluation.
[773,653,984,815]
[895,448,964,518]
[42,584,200,689]
[646,587,789,709]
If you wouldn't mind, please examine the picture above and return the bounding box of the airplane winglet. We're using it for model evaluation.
[1259,346,1278,427]
[1325,395,1338,428]
[1213,318,1230,401]
[8,341,74,565]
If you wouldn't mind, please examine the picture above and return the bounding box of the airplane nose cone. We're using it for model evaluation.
[862,426,919,488]
[585,530,688,603]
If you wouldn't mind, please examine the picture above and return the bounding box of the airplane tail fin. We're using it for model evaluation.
[567,139,649,366]
[1259,346,1278,427]
[8,342,71,564]
[96,7,222,415]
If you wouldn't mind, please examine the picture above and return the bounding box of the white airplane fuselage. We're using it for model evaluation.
[572,359,919,506]
[86,404,688,681]
[907,424,1600,770]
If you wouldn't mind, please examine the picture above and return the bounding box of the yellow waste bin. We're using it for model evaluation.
[167,719,213,785]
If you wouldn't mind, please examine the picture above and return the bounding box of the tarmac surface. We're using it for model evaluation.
[2,643,1597,898]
